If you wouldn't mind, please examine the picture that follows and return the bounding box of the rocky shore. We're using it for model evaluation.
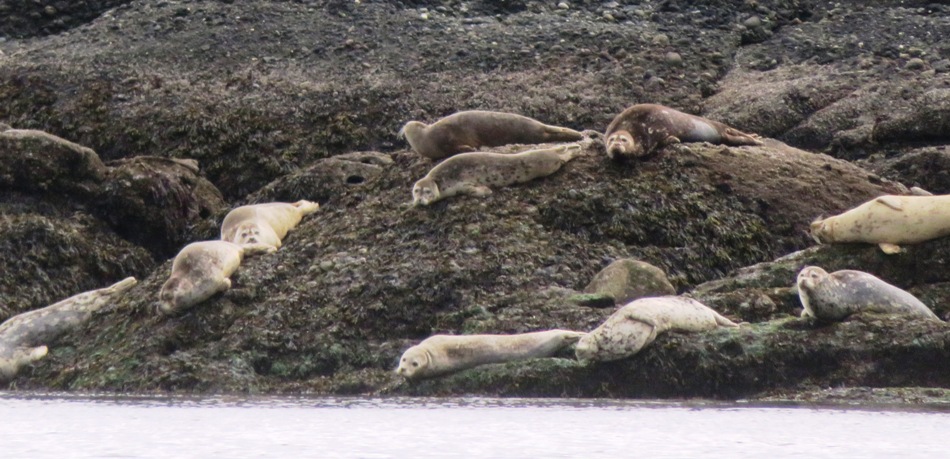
[1,0,950,403]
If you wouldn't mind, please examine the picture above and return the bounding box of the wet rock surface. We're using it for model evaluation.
[1,0,949,402]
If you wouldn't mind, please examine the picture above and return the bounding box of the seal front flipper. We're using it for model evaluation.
[879,243,903,254]
[462,185,493,197]
[0,346,49,381]
[875,196,904,211]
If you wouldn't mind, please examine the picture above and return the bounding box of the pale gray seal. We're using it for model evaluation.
[810,194,950,254]
[158,240,272,316]
[396,329,586,380]
[412,143,582,206]
[796,266,941,321]
[400,110,584,160]
[220,200,320,251]
[604,103,762,160]
[575,296,739,362]
[0,277,137,382]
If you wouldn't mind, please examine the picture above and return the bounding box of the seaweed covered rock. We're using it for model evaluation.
[249,152,394,207]
[7,138,912,394]
[96,156,227,257]
[0,211,154,322]
[0,126,107,197]
[0,0,134,39]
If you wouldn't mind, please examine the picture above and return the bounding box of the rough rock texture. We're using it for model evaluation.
[1,0,950,401]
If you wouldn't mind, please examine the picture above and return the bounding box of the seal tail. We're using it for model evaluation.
[544,125,585,142]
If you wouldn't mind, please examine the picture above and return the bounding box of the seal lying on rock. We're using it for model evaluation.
[396,330,586,380]
[575,296,739,362]
[0,277,137,382]
[158,241,272,316]
[400,110,585,160]
[810,194,950,254]
[412,143,583,206]
[604,103,762,160]
[220,200,320,251]
[796,266,941,322]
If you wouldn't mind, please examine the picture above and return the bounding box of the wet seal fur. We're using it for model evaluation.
[604,103,762,160]
[575,296,739,362]
[221,200,320,251]
[412,143,583,206]
[809,194,950,254]
[0,277,137,382]
[396,330,586,380]
[796,266,940,322]
[399,110,584,160]
[158,240,272,316]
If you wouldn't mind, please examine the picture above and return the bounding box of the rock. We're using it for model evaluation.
[249,151,393,206]
[664,51,683,67]
[905,58,927,70]
[0,127,107,197]
[583,258,676,305]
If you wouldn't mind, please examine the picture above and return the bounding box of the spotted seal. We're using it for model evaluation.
[158,240,271,316]
[396,329,586,380]
[399,110,584,160]
[810,194,950,254]
[0,277,137,382]
[220,200,320,251]
[575,296,739,362]
[604,103,762,160]
[796,266,940,321]
[412,143,583,206]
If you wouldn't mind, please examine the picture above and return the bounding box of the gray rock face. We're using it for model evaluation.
[583,258,676,305]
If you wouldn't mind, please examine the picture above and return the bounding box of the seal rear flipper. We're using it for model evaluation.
[713,313,740,328]
[878,243,903,254]
[543,125,585,141]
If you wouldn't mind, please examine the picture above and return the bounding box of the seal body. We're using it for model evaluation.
[220,200,320,251]
[809,194,950,254]
[575,296,739,362]
[0,277,137,381]
[796,266,940,322]
[158,240,269,316]
[400,110,585,160]
[604,103,762,160]
[396,329,586,380]
[412,143,582,205]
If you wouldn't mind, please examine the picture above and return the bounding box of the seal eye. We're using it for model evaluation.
[412,362,419,367]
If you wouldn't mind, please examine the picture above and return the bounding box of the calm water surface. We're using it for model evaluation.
[1,393,947,458]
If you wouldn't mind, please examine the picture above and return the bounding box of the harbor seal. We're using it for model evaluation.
[0,277,137,382]
[575,296,739,362]
[399,110,585,160]
[796,266,940,322]
[158,240,272,316]
[809,194,950,254]
[220,200,320,251]
[395,329,586,380]
[604,103,762,160]
[412,143,582,206]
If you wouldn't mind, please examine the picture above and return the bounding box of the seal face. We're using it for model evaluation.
[603,103,762,161]
[575,296,738,362]
[411,143,582,206]
[157,240,263,316]
[400,110,584,160]
[0,277,137,381]
[395,329,585,380]
[796,266,940,322]
[220,200,319,251]
[810,194,950,254]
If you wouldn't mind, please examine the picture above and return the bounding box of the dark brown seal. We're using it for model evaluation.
[400,110,584,160]
[604,103,762,160]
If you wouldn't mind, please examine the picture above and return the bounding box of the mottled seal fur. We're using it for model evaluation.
[604,103,762,160]
[399,110,584,160]
[412,143,583,205]
[220,200,320,251]
[396,330,586,380]
[0,277,137,382]
[575,296,739,362]
[158,240,271,316]
[810,194,950,254]
[796,266,940,322]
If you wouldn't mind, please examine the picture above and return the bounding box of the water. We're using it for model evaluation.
[1,394,948,459]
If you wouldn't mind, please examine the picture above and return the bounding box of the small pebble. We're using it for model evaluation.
[664,51,683,66]
[905,58,926,70]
